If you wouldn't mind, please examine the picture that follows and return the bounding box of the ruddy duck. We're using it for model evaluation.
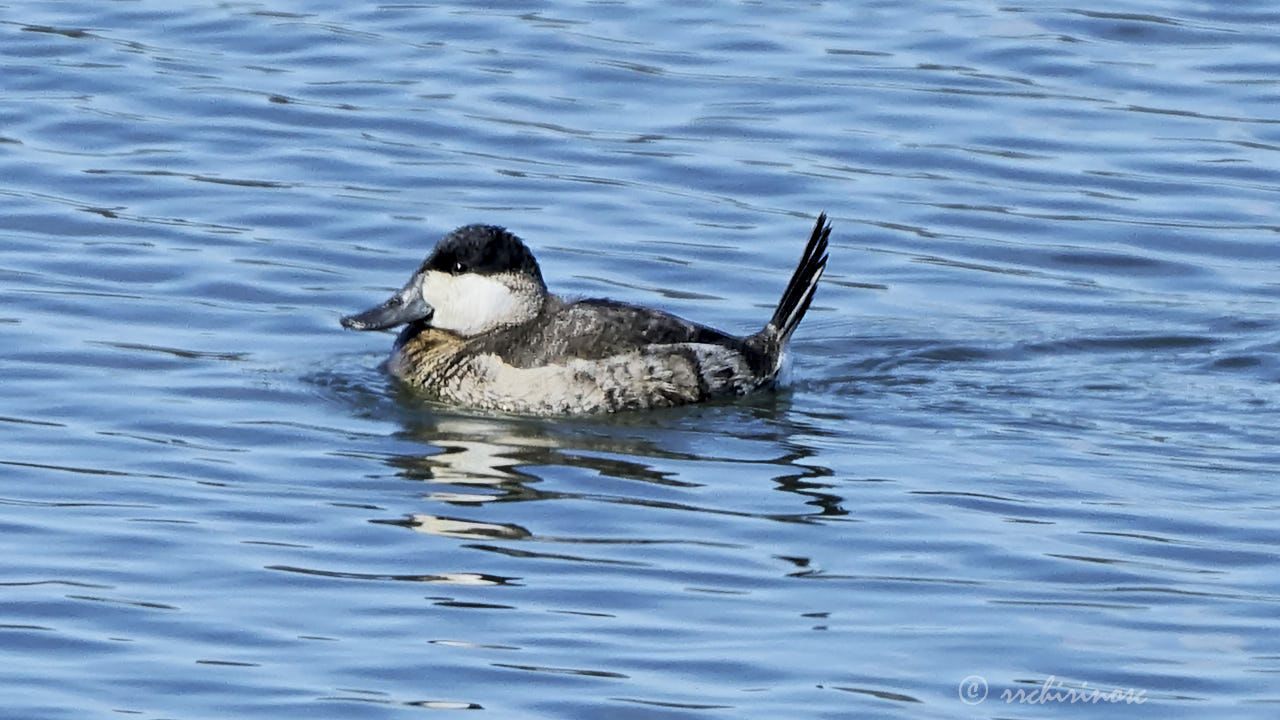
[341,214,830,415]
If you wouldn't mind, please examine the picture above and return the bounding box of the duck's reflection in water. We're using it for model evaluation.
[375,404,850,549]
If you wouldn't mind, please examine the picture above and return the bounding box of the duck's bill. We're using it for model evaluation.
[340,288,433,331]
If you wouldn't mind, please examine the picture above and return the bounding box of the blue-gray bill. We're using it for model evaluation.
[340,284,433,331]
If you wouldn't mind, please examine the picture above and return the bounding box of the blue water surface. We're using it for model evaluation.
[2,1,1278,718]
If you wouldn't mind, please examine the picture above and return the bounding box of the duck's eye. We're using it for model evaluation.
[451,261,467,274]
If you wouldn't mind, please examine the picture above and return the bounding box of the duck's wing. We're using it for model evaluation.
[571,299,737,349]
[476,298,741,369]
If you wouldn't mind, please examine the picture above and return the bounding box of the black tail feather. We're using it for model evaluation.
[768,213,830,343]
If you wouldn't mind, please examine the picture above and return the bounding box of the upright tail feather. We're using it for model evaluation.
[767,212,830,344]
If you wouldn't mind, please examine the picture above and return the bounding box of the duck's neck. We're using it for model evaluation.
[389,325,468,382]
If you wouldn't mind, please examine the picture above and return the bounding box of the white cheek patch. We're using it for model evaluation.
[420,270,520,336]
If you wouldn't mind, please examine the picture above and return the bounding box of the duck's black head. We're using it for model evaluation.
[341,224,547,337]
[420,224,545,289]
